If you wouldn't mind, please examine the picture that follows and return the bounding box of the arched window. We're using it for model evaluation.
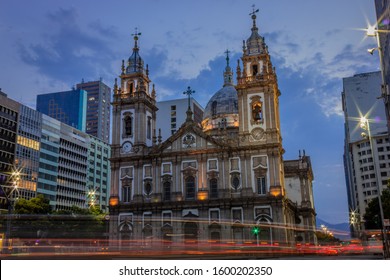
[252,64,258,76]
[210,178,218,199]
[185,176,195,200]
[252,102,262,122]
[211,101,218,116]
[124,115,133,136]
[147,116,152,140]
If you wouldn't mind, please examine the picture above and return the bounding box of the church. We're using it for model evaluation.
[108,9,317,248]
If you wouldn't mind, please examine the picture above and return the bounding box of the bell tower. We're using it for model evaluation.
[111,30,158,154]
[109,31,158,209]
[236,7,284,197]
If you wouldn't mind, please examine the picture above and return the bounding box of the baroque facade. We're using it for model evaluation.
[108,11,316,247]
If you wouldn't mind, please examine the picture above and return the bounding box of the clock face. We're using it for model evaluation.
[122,142,132,153]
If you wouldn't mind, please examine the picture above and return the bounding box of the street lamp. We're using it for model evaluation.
[349,208,360,238]
[359,116,389,258]
[0,170,21,253]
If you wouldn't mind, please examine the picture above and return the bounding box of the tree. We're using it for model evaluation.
[11,195,52,239]
[363,185,390,229]
[14,194,51,215]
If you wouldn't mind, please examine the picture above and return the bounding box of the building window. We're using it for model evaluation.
[210,178,218,198]
[163,181,171,201]
[144,181,152,196]
[212,101,217,116]
[124,115,132,136]
[257,176,266,195]
[122,185,131,203]
[231,173,241,191]
[252,64,258,76]
[147,116,152,140]
[185,176,195,200]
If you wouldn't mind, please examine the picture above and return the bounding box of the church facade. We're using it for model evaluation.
[108,11,316,248]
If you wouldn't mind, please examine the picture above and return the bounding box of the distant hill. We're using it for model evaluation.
[316,218,351,240]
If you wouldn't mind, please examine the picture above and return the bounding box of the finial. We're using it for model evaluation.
[249,4,259,18]
[183,86,195,110]
[158,129,162,144]
[114,78,118,94]
[151,84,156,99]
[121,60,125,74]
[249,5,259,30]
[146,64,149,76]
[183,86,195,122]
[132,27,141,48]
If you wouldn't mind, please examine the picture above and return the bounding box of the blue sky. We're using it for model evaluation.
[0,0,382,224]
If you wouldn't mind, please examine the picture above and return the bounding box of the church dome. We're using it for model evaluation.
[203,85,238,120]
[126,33,146,74]
[202,51,239,133]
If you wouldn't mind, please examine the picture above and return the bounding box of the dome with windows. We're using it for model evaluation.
[201,52,239,133]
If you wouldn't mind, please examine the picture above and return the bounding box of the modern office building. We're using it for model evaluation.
[15,105,42,200]
[37,114,61,209]
[87,136,111,212]
[56,123,89,210]
[36,89,87,132]
[374,0,390,136]
[156,98,204,141]
[108,10,316,247]
[342,71,390,234]
[0,93,111,211]
[76,79,111,143]
[0,93,19,212]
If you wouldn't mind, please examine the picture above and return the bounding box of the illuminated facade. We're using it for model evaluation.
[15,105,41,200]
[0,92,19,212]
[0,93,111,211]
[109,11,316,246]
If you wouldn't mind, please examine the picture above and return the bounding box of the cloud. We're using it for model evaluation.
[17,7,118,84]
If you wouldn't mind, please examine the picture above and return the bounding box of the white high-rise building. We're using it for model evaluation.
[342,71,390,234]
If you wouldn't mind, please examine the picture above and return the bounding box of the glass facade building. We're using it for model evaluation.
[36,89,87,132]
[76,80,111,144]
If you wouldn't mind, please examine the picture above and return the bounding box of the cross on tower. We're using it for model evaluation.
[132,27,142,38]
[249,4,259,16]
[183,86,195,109]
[225,49,230,66]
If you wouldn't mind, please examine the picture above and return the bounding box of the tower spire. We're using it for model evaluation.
[126,27,145,74]
[249,5,259,32]
[223,49,233,86]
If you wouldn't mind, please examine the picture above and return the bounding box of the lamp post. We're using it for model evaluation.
[366,24,390,138]
[359,116,389,258]
[1,170,20,253]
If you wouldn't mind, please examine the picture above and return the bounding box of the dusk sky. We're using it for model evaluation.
[0,0,382,225]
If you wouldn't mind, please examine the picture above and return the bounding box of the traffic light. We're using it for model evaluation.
[252,226,260,236]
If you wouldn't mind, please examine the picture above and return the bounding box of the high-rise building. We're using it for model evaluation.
[108,10,316,247]
[374,0,390,136]
[0,93,19,212]
[37,114,61,209]
[156,98,204,141]
[36,89,87,132]
[15,105,42,200]
[1,93,111,212]
[76,80,111,143]
[342,71,390,234]
[87,136,111,212]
